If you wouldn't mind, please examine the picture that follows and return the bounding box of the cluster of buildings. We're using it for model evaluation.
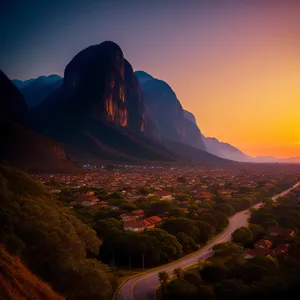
[32,164,300,196]
[244,226,295,259]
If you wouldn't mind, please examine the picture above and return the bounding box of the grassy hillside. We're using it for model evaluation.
[0,246,64,300]
[0,163,113,300]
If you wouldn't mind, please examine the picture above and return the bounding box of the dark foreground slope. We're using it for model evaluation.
[0,164,113,300]
[0,246,64,300]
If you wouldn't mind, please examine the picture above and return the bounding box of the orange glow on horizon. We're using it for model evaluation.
[133,5,300,158]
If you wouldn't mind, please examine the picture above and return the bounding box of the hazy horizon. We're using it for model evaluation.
[1,0,300,158]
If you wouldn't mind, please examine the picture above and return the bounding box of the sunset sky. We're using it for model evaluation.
[1,0,300,158]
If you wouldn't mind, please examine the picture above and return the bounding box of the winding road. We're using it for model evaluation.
[116,183,299,300]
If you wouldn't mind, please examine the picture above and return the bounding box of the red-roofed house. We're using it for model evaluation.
[124,216,162,232]
[154,191,173,200]
[254,239,272,249]
[267,227,295,239]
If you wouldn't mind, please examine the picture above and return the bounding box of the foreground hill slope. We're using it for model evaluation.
[0,246,64,300]
[0,70,79,173]
[0,164,113,300]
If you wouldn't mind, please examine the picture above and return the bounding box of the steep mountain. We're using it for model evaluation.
[135,71,206,151]
[30,41,177,163]
[13,75,62,109]
[0,70,79,173]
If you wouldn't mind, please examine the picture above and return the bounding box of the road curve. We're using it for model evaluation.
[116,184,298,300]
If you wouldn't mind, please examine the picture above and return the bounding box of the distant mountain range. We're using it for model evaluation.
[182,110,299,164]
[2,40,298,171]
[13,75,62,109]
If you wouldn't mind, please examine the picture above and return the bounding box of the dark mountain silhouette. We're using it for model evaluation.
[0,70,79,173]
[135,70,206,151]
[13,75,62,109]
[0,70,28,122]
[29,41,178,163]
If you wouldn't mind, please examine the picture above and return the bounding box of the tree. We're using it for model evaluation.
[0,164,113,300]
[199,213,218,228]
[176,232,198,252]
[214,279,245,299]
[166,279,198,300]
[200,262,227,284]
[177,176,187,183]
[212,242,242,256]
[147,200,175,216]
[139,187,151,196]
[144,229,183,261]
[248,224,266,241]
[231,227,253,247]
[214,212,229,231]
[173,267,184,279]
[169,208,186,218]
[216,203,235,216]
[158,271,170,288]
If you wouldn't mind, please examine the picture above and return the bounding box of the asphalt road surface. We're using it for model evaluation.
[116,184,299,300]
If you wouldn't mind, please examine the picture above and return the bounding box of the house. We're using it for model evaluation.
[254,239,272,249]
[243,247,273,259]
[77,194,99,206]
[154,191,173,200]
[267,227,295,239]
[132,209,144,217]
[197,208,209,215]
[196,192,212,200]
[273,244,289,256]
[124,216,162,232]
[124,220,146,232]
[219,189,235,197]
[120,210,145,223]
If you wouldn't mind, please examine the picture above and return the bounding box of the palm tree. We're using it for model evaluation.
[158,271,169,288]
[173,267,184,279]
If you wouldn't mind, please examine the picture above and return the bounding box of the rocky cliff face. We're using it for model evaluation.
[135,71,206,151]
[29,42,175,162]
[56,41,145,132]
